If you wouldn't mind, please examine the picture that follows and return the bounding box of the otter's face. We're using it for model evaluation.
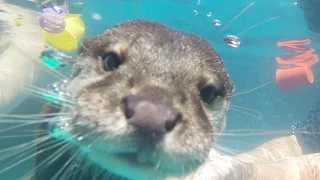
[62,20,234,179]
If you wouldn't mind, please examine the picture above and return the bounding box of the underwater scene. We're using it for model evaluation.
[0,0,320,179]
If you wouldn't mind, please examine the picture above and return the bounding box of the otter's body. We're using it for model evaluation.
[32,20,234,180]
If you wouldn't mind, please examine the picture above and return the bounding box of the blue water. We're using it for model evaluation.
[2,0,320,179]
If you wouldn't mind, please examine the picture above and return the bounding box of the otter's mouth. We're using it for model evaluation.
[86,148,167,180]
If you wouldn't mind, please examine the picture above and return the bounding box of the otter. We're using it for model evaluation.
[15,17,320,180]
[31,19,234,180]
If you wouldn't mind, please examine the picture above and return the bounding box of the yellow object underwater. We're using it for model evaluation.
[15,15,24,26]
[41,14,85,52]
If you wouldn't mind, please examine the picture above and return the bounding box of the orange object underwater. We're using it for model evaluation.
[276,67,314,91]
[276,48,318,67]
[276,39,318,91]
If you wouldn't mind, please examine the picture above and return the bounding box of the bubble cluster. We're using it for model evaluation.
[43,79,70,104]
[49,79,69,96]
[48,117,70,140]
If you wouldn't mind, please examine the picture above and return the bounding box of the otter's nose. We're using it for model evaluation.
[121,94,182,133]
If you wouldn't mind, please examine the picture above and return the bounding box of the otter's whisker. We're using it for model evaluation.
[0,122,43,136]
[224,128,263,133]
[19,142,71,180]
[0,134,58,160]
[181,163,185,178]
[0,132,47,139]
[24,84,74,103]
[214,143,241,155]
[24,84,72,101]
[76,130,102,148]
[78,158,92,180]
[218,1,256,35]
[237,16,281,36]
[22,87,74,106]
[0,118,60,124]
[22,129,47,133]
[35,134,82,179]
[69,150,87,180]
[25,84,70,98]
[220,139,258,147]
[102,172,114,180]
[222,129,295,134]
[51,150,81,180]
[46,143,74,166]
[43,146,76,178]
[0,117,71,134]
[92,169,104,180]
[211,130,293,136]
[0,140,67,175]
[229,106,263,120]
[0,135,50,155]
[0,138,51,165]
[230,81,272,98]
[230,105,262,116]
[36,58,71,81]
[4,137,60,167]
[0,112,69,119]
[0,119,47,123]
[156,169,164,180]
[154,160,162,172]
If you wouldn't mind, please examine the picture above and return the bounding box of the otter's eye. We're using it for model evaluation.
[102,53,122,71]
[200,85,216,104]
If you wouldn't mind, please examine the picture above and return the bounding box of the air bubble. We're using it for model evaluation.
[197,0,201,5]
[91,13,102,20]
[52,5,64,14]
[193,10,198,16]
[224,35,241,48]
[48,117,70,140]
[49,79,69,96]
[207,12,212,17]
[43,79,70,104]
[213,19,222,27]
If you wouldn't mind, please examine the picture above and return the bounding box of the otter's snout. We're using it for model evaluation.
[121,93,182,133]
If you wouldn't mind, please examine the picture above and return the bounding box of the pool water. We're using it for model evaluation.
[0,0,320,179]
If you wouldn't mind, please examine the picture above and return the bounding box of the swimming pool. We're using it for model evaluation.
[0,0,319,179]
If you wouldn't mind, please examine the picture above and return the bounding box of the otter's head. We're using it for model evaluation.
[60,20,234,179]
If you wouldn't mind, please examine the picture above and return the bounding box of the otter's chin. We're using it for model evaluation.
[85,148,201,180]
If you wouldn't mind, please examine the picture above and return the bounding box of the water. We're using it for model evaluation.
[0,0,320,179]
